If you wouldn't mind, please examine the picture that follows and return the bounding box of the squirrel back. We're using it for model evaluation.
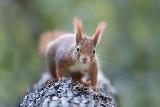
[38,31,65,56]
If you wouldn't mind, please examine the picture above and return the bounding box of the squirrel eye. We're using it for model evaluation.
[77,47,80,52]
[93,49,95,53]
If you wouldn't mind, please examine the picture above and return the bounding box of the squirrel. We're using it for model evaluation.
[39,18,106,90]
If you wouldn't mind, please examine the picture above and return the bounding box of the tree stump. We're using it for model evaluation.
[19,72,117,107]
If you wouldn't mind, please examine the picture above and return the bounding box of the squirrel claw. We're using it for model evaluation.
[44,79,54,85]
[77,83,84,88]
[59,77,66,81]
[91,86,98,91]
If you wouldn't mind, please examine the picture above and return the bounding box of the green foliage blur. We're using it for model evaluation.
[0,0,160,107]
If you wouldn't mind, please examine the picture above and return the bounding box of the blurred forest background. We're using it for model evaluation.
[0,0,160,107]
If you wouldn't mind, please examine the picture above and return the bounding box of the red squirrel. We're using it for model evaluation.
[39,18,106,89]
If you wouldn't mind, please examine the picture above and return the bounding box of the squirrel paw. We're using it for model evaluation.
[44,79,54,85]
[91,86,98,91]
[59,77,66,81]
[77,82,84,88]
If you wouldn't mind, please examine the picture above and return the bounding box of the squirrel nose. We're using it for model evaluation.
[80,55,90,64]
[82,57,87,63]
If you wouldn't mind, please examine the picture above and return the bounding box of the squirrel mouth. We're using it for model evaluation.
[82,60,88,64]
[79,55,91,64]
[80,60,90,64]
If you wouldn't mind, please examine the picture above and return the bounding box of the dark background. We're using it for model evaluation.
[0,0,160,107]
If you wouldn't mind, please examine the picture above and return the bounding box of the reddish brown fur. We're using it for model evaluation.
[38,31,65,56]
[92,22,106,45]
[40,18,106,90]
[74,18,83,36]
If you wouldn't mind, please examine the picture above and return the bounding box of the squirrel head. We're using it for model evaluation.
[73,18,106,64]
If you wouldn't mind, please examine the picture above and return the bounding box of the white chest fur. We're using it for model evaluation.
[69,62,89,73]
[69,62,89,82]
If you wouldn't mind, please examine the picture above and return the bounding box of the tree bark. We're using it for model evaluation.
[19,72,117,107]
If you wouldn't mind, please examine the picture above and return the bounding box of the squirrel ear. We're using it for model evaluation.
[92,21,106,46]
[74,18,83,44]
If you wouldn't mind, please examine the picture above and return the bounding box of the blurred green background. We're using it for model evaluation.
[0,0,160,107]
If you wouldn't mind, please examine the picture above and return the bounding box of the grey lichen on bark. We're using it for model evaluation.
[19,72,117,107]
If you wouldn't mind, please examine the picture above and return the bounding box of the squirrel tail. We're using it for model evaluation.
[38,31,65,56]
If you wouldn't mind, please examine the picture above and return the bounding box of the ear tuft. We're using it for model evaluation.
[92,21,107,46]
[74,18,83,35]
[74,18,83,44]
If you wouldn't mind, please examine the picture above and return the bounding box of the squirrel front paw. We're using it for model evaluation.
[44,79,54,85]
[76,82,85,88]
[58,76,66,81]
[91,86,98,91]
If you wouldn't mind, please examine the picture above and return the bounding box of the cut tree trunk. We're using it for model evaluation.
[19,72,117,107]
